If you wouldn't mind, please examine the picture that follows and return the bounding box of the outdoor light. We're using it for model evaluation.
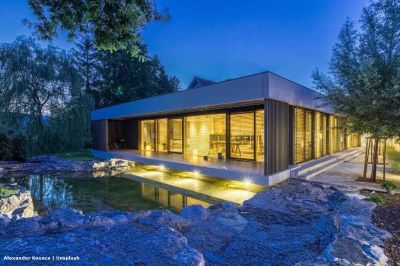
[159,164,166,171]
[242,177,253,189]
[193,169,200,176]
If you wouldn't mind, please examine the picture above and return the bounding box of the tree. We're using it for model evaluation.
[25,0,169,56]
[313,0,400,181]
[0,37,88,155]
[72,35,98,94]
[93,45,181,108]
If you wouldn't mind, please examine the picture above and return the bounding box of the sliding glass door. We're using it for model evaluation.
[140,120,155,151]
[294,107,313,163]
[230,112,255,160]
[168,118,183,153]
[184,114,226,158]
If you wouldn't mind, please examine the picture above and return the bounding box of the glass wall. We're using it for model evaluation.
[255,110,264,162]
[140,120,155,151]
[168,118,183,152]
[314,112,327,158]
[184,114,226,158]
[294,107,313,163]
[230,112,255,160]
[157,119,168,152]
[139,109,266,162]
[329,115,338,154]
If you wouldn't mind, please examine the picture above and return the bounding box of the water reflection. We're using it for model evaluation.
[4,175,212,214]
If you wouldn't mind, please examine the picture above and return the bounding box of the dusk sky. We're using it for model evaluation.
[0,0,368,89]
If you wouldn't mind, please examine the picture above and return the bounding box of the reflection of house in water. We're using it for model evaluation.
[140,183,210,211]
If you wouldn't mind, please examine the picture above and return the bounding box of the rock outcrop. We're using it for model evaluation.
[0,180,390,265]
[0,156,132,178]
[0,184,36,225]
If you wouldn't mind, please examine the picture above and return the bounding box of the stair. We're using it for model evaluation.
[293,148,363,180]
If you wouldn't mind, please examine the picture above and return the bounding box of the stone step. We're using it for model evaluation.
[295,148,363,180]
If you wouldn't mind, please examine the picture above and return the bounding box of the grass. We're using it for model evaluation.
[56,149,97,161]
[0,184,18,198]
[387,146,400,175]
[366,194,385,204]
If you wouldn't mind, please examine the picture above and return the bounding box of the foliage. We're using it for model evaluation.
[11,134,28,162]
[76,38,181,108]
[0,184,18,199]
[313,0,400,181]
[313,0,400,139]
[0,133,13,161]
[0,37,94,156]
[366,194,384,204]
[387,146,400,174]
[95,51,180,107]
[383,180,397,190]
[25,0,169,56]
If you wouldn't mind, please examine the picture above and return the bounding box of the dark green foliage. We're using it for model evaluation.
[25,0,169,56]
[313,0,400,181]
[0,133,12,161]
[93,47,180,108]
[72,36,181,108]
[11,134,28,161]
[382,180,396,190]
[313,0,400,139]
[366,194,384,204]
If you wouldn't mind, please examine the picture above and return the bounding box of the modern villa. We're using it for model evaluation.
[91,71,360,186]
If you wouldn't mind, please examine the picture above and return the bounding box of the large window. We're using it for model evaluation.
[314,112,327,158]
[184,114,226,158]
[255,110,264,162]
[230,112,255,160]
[140,120,155,151]
[169,118,183,152]
[157,119,168,152]
[294,107,312,163]
[328,116,336,154]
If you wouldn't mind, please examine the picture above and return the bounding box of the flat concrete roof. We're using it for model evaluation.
[91,71,333,121]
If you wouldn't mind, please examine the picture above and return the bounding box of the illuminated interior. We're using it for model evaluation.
[184,113,226,158]
[314,112,327,158]
[329,115,338,154]
[168,118,183,152]
[230,112,255,160]
[157,119,168,152]
[255,110,264,162]
[140,120,155,151]
[294,107,312,163]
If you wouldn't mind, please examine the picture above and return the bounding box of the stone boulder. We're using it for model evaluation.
[0,184,36,224]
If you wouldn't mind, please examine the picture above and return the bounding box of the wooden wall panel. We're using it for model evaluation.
[91,120,108,151]
[264,99,290,175]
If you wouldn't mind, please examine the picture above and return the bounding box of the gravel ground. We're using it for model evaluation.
[362,190,400,265]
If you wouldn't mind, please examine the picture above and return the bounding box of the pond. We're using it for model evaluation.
[1,175,213,214]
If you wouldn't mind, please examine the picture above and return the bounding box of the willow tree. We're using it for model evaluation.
[313,0,400,181]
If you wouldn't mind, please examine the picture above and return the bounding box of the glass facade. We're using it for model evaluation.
[157,119,168,152]
[168,118,183,152]
[140,120,155,151]
[294,107,313,164]
[314,112,327,158]
[255,110,265,162]
[184,114,226,158]
[138,107,360,165]
[230,112,255,160]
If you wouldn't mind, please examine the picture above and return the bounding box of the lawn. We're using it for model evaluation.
[387,147,400,175]
[56,149,97,161]
[0,184,18,198]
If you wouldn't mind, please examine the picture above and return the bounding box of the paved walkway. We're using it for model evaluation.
[309,152,400,192]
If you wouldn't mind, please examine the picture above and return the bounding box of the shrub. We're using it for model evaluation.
[0,132,12,160]
[11,134,28,161]
[366,194,384,204]
[382,180,396,190]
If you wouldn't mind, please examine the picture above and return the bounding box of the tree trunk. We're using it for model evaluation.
[371,138,379,182]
